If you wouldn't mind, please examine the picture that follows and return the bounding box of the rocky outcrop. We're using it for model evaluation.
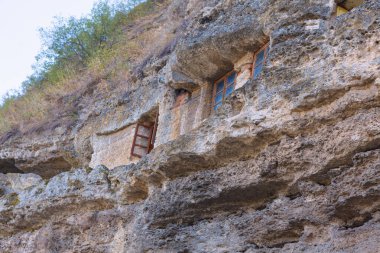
[0,0,379,252]
[0,126,78,178]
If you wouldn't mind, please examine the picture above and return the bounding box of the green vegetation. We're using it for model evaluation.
[0,0,163,134]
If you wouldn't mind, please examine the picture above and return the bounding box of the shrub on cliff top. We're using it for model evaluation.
[26,0,153,92]
[0,0,163,134]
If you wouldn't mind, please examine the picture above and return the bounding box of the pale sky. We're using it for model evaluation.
[0,0,98,101]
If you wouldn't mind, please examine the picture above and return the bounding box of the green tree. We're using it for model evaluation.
[35,0,146,74]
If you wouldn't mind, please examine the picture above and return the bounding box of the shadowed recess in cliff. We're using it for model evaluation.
[148,179,290,228]
[24,157,73,179]
[0,159,23,174]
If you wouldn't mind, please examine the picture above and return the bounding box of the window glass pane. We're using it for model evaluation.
[134,146,148,157]
[227,72,236,85]
[136,136,149,147]
[226,85,234,97]
[254,64,263,79]
[255,49,265,65]
[215,92,223,104]
[214,103,222,110]
[138,126,151,137]
[216,80,224,93]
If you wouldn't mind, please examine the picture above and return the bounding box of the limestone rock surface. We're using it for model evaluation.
[0,0,380,252]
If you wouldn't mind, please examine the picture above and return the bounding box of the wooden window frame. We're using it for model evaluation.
[252,42,270,79]
[131,112,159,158]
[212,70,239,110]
[150,112,159,151]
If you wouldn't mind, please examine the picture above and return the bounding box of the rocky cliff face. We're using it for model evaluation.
[1,0,380,252]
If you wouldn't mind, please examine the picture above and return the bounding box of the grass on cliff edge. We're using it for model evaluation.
[0,0,168,135]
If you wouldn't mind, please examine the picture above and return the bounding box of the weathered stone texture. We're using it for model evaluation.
[90,124,139,169]
[0,0,379,252]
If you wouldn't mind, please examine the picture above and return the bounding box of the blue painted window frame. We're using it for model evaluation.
[252,43,270,79]
[212,42,270,111]
[212,70,238,110]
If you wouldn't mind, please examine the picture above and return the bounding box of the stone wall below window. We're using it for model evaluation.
[89,124,138,169]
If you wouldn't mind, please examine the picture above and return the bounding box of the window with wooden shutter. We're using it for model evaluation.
[131,112,159,158]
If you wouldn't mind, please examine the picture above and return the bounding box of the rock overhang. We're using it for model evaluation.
[169,0,338,85]
[173,18,267,83]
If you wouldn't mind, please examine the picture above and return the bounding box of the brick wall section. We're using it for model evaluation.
[199,82,213,121]
[168,83,213,140]
[170,105,182,140]
[235,52,253,90]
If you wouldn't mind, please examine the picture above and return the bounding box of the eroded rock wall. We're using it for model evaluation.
[0,0,379,252]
